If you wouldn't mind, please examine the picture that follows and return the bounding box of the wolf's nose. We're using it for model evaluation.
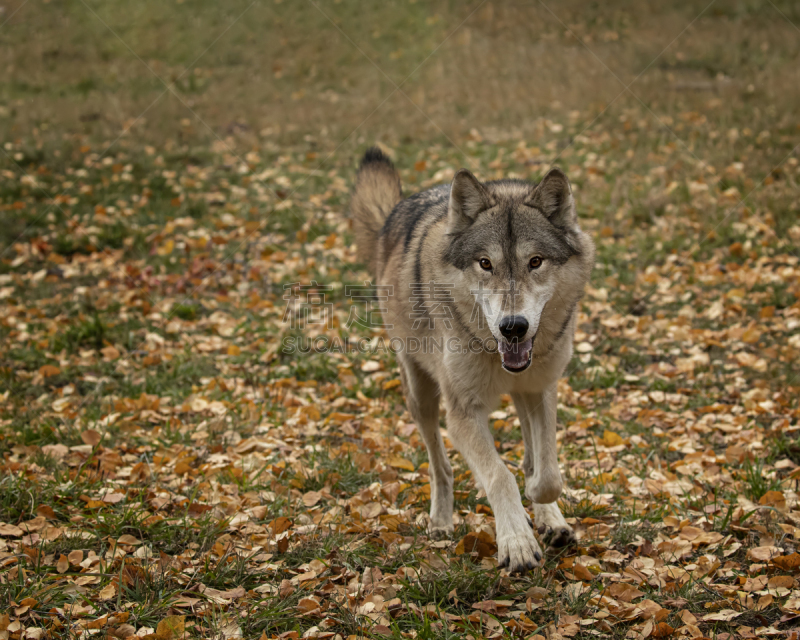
[499,315,529,340]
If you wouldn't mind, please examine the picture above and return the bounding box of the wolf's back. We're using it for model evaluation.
[351,147,402,276]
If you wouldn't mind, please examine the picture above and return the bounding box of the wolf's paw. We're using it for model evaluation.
[497,529,543,573]
[531,501,575,550]
[428,525,454,540]
[537,523,576,549]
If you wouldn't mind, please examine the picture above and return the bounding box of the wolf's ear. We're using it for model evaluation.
[527,168,576,229]
[447,169,494,234]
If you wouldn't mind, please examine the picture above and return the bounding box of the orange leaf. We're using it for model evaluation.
[454,531,497,559]
[39,364,61,378]
[386,456,415,472]
[772,553,800,571]
[572,563,593,581]
[759,490,786,508]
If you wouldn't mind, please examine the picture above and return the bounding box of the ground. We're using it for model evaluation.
[1,2,800,640]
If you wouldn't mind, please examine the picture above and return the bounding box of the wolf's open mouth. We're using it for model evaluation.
[499,338,533,373]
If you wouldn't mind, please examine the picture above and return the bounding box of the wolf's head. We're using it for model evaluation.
[443,168,592,373]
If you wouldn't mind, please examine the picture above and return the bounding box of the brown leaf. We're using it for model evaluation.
[297,597,321,614]
[472,600,513,614]
[767,575,795,589]
[747,546,781,562]
[81,429,102,447]
[36,505,57,520]
[269,517,293,535]
[679,526,704,540]
[702,609,741,622]
[454,531,497,560]
[279,579,294,598]
[101,345,121,361]
[0,523,24,537]
[608,583,645,603]
[99,584,117,600]
[302,490,322,508]
[155,615,185,640]
[56,554,69,573]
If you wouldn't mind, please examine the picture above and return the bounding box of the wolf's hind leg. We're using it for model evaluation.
[513,387,575,549]
[398,357,453,537]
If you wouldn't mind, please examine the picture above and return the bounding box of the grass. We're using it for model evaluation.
[739,457,784,502]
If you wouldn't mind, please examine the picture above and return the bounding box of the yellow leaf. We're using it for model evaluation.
[741,325,761,344]
[601,430,624,447]
[300,405,321,421]
[386,456,415,472]
[155,615,185,640]
[726,288,745,300]
[227,345,241,356]
[592,472,615,486]
[382,378,401,391]
[157,239,174,256]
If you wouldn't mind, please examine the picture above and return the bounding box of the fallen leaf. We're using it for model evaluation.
[155,615,185,640]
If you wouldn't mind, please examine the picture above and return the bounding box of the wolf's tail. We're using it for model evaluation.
[351,147,402,276]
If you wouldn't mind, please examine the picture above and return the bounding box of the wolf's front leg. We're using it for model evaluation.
[513,386,576,549]
[444,394,542,572]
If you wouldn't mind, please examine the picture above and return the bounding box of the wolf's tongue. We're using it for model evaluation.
[499,338,533,369]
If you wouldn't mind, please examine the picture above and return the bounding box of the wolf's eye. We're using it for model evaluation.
[479,258,492,271]
[529,256,543,269]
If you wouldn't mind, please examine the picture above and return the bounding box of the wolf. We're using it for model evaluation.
[350,147,594,572]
